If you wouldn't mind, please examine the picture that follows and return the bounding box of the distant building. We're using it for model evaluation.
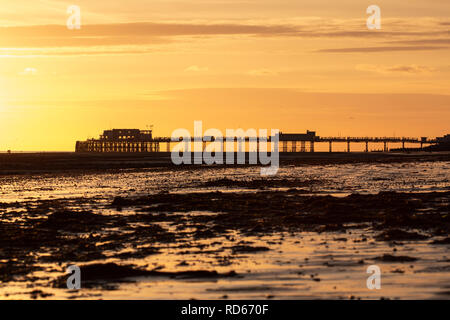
[99,129,152,141]
[420,134,450,151]
[76,129,158,153]
[279,130,316,141]
[436,134,450,145]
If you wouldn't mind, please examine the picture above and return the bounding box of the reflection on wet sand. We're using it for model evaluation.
[0,159,449,299]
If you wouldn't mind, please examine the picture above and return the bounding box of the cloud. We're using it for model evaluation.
[184,65,209,72]
[0,22,296,56]
[19,67,38,75]
[356,64,435,75]
[388,39,450,45]
[1,18,448,56]
[0,22,296,48]
[247,69,279,76]
[281,30,450,39]
[317,46,449,53]
[0,47,156,57]
[1,18,448,47]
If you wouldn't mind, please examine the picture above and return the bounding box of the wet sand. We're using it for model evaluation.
[0,155,449,299]
[1,151,449,175]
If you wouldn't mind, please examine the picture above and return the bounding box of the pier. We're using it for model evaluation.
[279,132,436,153]
[75,129,442,153]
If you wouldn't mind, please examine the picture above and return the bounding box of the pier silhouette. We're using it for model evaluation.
[75,129,440,153]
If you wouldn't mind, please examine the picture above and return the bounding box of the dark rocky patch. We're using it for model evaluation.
[231,245,270,253]
[29,290,54,299]
[53,263,238,288]
[374,254,419,262]
[110,190,450,237]
[39,210,109,233]
[431,237,450,245]
[200,178,323,189]
[375,229,429,241]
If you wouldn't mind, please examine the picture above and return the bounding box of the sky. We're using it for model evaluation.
[0,0,449,151]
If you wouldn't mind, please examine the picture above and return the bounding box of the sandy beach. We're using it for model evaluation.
[0,153,449,299]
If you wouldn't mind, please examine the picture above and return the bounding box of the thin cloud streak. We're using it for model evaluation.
[1,19,449,47]
[356,64,435,74]
[1,18,449,56]
[388,39,450,45]
[317,46,449,53]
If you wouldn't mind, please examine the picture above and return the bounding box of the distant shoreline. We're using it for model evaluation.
[0,151,449,175]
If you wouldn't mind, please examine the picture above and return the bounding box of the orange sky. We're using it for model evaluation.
[0,0,449,151]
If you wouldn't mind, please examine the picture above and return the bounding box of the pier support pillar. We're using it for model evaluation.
[365,141,369,152]
[300,141,306,152]
[282,141,287,153]
[402,141,405,149]
[310,141,314,153]
[292,141,296,152]
[347,140,351,152]
[329,141,332,153]
[384,141,388,152]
